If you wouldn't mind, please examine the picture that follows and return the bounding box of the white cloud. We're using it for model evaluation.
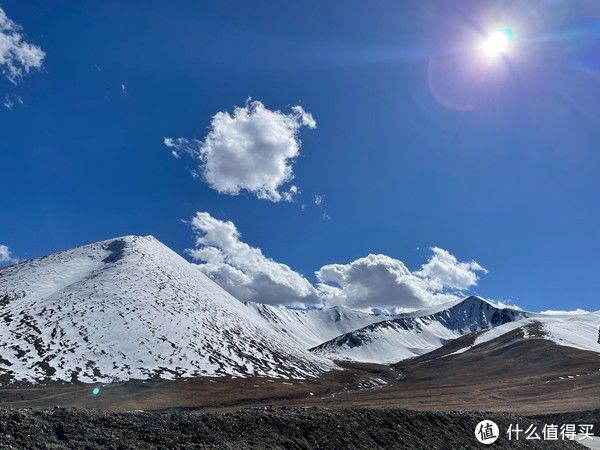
[483,298,523,311]
[316,249,487,310]
[540,309,590,316]
[282,185,299,202]
[187,212,319,306]
[186,213,489,310]
[0,244,18,266]
[3,94,22,109]
[163,137,196,159]
[165,99,316,202]
[0,8,45,84]
[416,247,487,291]
[314,194,322,206]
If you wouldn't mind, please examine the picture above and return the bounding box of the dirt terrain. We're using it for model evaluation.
[0,407,587,449]
[0,335,598,448]
[1,335,598,415]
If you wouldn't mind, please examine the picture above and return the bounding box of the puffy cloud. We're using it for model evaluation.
[0,8,45,84]
[187,212,319,306]
[165,100,316,202]
[316,249,487,310]
[0,244,18,266]
[317,254,452,310]
[186,212,489,310]
[416,247,487,291]
[282,185,299,202]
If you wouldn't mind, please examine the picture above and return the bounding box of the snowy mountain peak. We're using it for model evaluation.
[454,295,511,312]
[310,296,529,364]
[395,295,498,319]
[438,296,525,328]
[0,236,333,383]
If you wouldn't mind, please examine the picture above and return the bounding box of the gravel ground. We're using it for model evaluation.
[0,406,588,449]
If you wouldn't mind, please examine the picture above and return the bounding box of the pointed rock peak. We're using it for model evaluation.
[458,295,488,307]
[450,295,502,311]
[463,295,485,302]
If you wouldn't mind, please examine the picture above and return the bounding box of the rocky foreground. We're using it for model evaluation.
[0,407,589,449]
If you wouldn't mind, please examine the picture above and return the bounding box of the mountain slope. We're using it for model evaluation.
[441,311,600,357]
[394,318,600,388]
[245,302,388,349]
[310,296,529,363]
[0,236,334,383]
[352,319,600,414]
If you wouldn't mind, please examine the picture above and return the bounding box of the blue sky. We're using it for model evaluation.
[1,1,598,312]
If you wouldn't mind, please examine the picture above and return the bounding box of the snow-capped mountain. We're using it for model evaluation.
[2,235,595,383]
[0,236,334,383]
[310,296,530,364]
[448,311,600,356]
[245,302,389,349]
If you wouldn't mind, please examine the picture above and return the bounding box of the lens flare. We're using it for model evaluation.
[482,28,514,57]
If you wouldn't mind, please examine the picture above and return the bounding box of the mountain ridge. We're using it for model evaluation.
[245,301,390,349]
[2,235,597,385]
[310,295,530,363]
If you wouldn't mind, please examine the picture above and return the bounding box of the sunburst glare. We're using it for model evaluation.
[481,27,515,57]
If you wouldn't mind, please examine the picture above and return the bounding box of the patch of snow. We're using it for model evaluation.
[469,312,600,354]
[541,312,600,352]
[446,312,600,357]
[245,302,388,349]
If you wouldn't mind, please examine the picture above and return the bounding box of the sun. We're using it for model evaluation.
[481,28,514,57]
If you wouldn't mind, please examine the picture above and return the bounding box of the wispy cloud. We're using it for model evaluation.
[482,298,523,311]
[540,309,590,316]
[0,8,45,84]
[3,93,22,109]
[165,99,316,202]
